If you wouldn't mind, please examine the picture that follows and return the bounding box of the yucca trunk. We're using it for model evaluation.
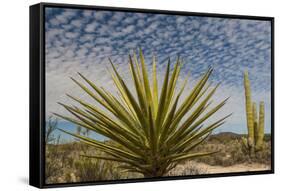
[143,166,166,178]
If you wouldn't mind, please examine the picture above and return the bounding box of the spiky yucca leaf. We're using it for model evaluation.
[55,50,230,178]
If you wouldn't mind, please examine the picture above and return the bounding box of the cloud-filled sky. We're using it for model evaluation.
[45,7,272,134]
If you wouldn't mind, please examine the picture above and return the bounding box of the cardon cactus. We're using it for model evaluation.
[242,71,265,155]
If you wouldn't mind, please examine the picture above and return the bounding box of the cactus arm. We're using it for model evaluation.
[252,102,259,145]
[256,101,265,150]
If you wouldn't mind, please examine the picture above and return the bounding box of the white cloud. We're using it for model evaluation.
[82,10,92,17]
[176,16,186,24]
[84,22,99,33]
[70,19,83,28]
[45,8,272,134]
[65,32,80,39]
[122,25,135,34]
[46,58,271,134]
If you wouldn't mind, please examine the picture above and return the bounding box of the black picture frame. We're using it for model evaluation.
[29,2,274,188]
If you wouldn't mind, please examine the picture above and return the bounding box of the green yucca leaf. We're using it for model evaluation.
[56,49,230,177]
[128,55,148,115]
[152,55,159,116]
[166,83,221,143]
[155,59,170,130]
[139,49,153,111]
[164,58,181,113]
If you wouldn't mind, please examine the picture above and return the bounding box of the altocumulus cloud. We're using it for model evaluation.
[45,7,272,133]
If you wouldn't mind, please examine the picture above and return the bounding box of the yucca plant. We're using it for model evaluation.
[55,50,231,178]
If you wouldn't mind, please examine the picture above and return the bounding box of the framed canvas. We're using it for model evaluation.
[29,2,274,188]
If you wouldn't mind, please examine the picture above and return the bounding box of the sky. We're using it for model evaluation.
[45,7,272,139]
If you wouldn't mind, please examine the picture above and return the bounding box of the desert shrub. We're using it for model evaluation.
[74,157,121,181]
[45,144,61,183]
[167,161,208,176]
[45,117,83,183]
[45,117,63,183]
[181,162,208,175]
[248,141,271,165]
[72,143,123,181]
[46,142,75,183]
[192,135,271,167]
[46,139,142,183]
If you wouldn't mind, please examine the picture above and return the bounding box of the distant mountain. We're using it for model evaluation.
[209,132,271,142]
[212,132,242,138]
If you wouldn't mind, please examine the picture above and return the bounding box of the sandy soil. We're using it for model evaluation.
[170,161,270,175]
[198,162,270,174]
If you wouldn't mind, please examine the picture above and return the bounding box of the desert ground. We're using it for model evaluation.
[45,132,271,184]
[169,161,270,175]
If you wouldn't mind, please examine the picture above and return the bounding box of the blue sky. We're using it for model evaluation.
[45,7,272,138]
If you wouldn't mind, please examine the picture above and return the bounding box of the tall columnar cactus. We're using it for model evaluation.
[243,71,265,155]
[244,71,254,154]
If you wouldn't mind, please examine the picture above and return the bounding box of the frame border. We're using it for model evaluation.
[29,2,274,188]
